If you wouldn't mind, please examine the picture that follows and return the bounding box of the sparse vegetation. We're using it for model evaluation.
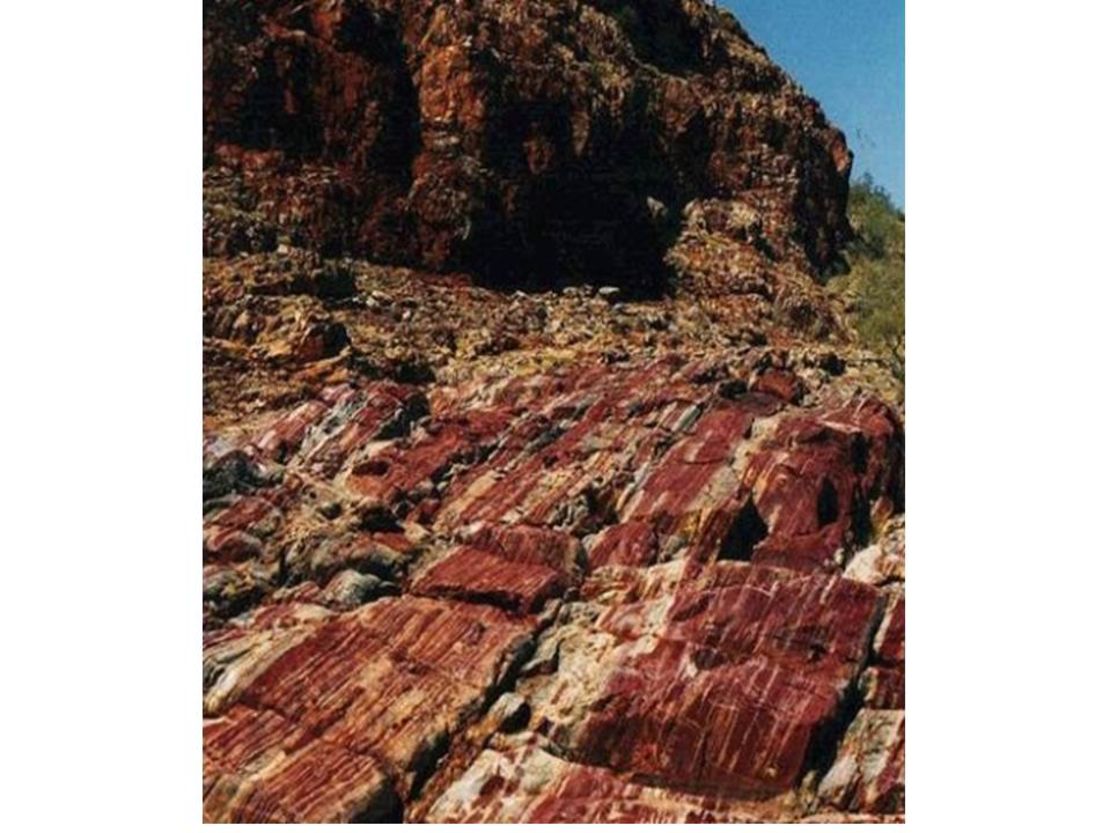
[831,174,905,393]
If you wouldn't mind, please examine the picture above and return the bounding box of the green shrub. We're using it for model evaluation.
[831,175,905,391]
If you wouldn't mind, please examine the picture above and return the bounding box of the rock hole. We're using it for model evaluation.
[851,486,872,549]
[817,479,840,528]
[589,0,707,76]
[467,165,680,298]
[350,783,404,823]
[718,497,769,561]
[851,433,870,474]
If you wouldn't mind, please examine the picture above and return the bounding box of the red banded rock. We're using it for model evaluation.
[250,398,331,461]
[586,521,659,570]
[577,567,882,792]
[202,384,353,472]
[514,563,882,795]
[737,396,904,572]
[203,492,288,565]
[236,600,534,796]
[465,522,586,575]
[204,601,335,716]
[434,366,705,533]
[861,665,904,712]
[199,1,906,818]
[861,590,905,709]
[292,382,429,478]
[751,368,807,404]
[204,704,400,823]
[817,709,905,815]
[873,592,905,666]
[347,406,517,512]
[204,596,538,819]
[202,381,427,537]
[421,736,797,823]
[410,545,566,615]
[618,402,757,537]
[666,563,883,672]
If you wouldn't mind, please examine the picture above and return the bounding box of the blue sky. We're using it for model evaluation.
[725,1,905,207]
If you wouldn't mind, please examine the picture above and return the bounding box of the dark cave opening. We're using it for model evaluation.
[718,497,770,562]
[588,0,707,76]
[816,478,840,528]
[464,166,683,299]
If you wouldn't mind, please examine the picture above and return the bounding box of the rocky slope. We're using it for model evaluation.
[203,0,905,823]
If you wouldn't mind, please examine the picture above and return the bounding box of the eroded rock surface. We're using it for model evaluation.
[203,0,905,823]
[205,0,851,296]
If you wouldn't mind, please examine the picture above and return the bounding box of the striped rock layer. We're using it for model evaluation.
[203,347,905,822]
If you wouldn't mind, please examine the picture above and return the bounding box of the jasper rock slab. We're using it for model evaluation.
[518,564,884,793]
[410,545,566,614]
[201,346,906,820]
[202,596,538,821]
[862,590,906,709]
[739,398,904,572]
[204,705,400,823]
[818,709,906,815]
[424,736,795,823]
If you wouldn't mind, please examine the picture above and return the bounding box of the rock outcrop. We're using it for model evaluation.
[204,0,851,295]
[203,0,904,823]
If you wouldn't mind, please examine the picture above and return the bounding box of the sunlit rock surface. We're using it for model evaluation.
[203,0,905,823]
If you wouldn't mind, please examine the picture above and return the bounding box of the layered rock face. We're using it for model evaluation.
[203,0,904,824]
[204,0,851,296]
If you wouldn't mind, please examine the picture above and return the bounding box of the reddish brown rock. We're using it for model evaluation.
[740,397,904,572]
[204,705,400,822]
[203,493,286,565]
[618,402,755,536]
[294,382,428,477]
[204,0,851,293]
[818,709,906,815]
[410,545,566,614]
[575,565,883,792]
[203,596,538,821]
[348,407,516,510]
[862,590,906,709]
[202,346,906,820]
[466,523,585,576]
[752,368,807,404]
[424,737,799,823]
[587,521,660,570]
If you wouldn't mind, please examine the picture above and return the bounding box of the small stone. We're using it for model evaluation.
[718,378,749,400]
[352,500,401,532]
[318,500,343,520]
[597,286,621,302]
[488,692,531,733]
[322,570,396,611]
[818,351,847,376]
